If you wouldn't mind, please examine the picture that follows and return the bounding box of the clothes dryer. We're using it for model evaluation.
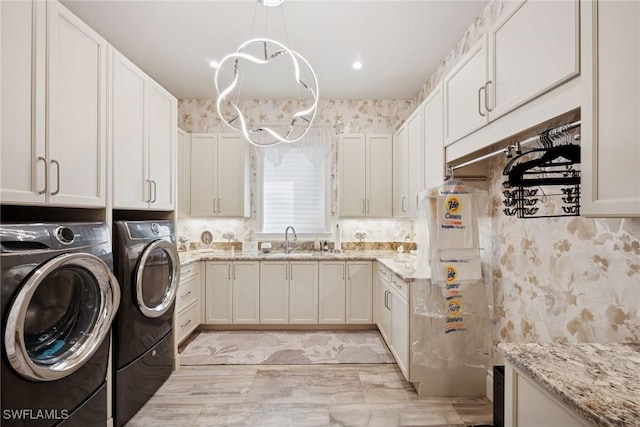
[1,222,120,427]
[112,220,179,426]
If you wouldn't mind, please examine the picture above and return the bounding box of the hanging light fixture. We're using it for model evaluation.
[214,0,319,147]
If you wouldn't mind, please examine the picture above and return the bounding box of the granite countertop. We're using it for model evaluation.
[178,249,431,282]
[499,342,640,427]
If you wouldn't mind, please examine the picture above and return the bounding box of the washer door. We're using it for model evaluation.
[135,240,179,318]
[4,253,120,382]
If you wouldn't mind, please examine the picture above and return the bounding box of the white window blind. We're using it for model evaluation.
[261,146,327,234]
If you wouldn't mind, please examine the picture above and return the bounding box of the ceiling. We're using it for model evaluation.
[62,0,488,101]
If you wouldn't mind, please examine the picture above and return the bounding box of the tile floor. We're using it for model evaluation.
[126,363,494,427]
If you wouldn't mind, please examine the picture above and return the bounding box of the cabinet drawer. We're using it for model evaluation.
[377,263,391,284]
[176,301,198,344]
[390,275,409,301]
[180,263,198,280]
[176,275,198,312]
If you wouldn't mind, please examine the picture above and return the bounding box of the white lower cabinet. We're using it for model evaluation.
[346,261,373,323]
[205,260,259,324]
[260,261,319,324]
[318,261,346,323]
[376,262,410,380]
[289,261,319,324]
[319,261,373,324]
[175,262,201,345]
[504,361,589,427]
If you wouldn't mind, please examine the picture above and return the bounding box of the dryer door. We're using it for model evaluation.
[135,240,179,318]
[4,253,120,381]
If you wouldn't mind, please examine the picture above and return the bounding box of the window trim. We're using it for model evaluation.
[256,146,331,240]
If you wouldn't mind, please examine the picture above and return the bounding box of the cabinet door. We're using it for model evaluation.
[147,80,176,210]
[232,261,260,324]
[338,135,367,217]
[260,261,289,324]
[393,127,409,217]
[390,289,409,379]
[407,112,424,217]
[111,50,148,209]
[318,261,346,323]
[205,262,232,324]
[47,1,107,207]
[366,134,393,217]
[289,261,319,324]
[444,35,488,146]
[488,0,579,121]
[177,128,191,217]
[581,1,640,217]
[376,275,392,343]
[346,261,373,324]
[217,133,247,217]
[190,133,217,216]
[423,83,445,191]
[0,0,46,205]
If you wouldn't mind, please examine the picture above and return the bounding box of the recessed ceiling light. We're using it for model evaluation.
[352,61,363,70]
[258,0,284,7]
[209,60,219,68]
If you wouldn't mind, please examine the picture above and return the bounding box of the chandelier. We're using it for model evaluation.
[214,0,319,147]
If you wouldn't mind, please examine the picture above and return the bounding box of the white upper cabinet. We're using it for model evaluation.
[581,0,640,217]
[423,83,445,191]
[1,0,107,207]
[444,35,489,146]
[487,0,579,120]
[339,134,393,217]
[393,127,409,217]
[444,0,579,147]
[190,133,249,217]
[394,111,424,218]
[111,49,176,211]
[177,129,191,217]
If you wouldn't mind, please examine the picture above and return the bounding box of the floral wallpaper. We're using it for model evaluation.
[177,99,415,244]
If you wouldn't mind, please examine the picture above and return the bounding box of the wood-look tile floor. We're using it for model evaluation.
[125,364,493,427]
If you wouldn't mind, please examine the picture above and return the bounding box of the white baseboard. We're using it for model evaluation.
[486,368,494,402]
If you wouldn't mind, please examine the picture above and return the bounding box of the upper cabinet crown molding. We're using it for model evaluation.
[1,0,107,207]
[111,48,177,211]
[581,0,640,217]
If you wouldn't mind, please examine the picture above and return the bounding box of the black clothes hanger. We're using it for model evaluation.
[503,144,580,188]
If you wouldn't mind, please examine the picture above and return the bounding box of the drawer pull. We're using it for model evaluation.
[180,290,192,298]
[180,319,192,328]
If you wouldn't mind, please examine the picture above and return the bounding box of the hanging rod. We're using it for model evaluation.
[448,120,581,172]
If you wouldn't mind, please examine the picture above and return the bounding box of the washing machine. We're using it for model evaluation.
[1,222,120,427]
[112,220,179,427]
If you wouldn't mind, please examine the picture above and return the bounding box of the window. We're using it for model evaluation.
[258,135,330,235]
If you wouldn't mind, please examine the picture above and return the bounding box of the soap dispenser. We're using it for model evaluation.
[334,224,342,253]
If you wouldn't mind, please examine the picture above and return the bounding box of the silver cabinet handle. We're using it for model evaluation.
[384,290,390,310]
[478,85,486,117]
[233,264,236,280]
[181,290,192,298]
[402,196,407,213]
[180,319,192,328]
[218,198,221,214]
[484,80,493,112]
[145,180,152,202]
[362,199,365,214]
[50,159,61,195]
[150,180,157,203]
[37,156,47,194]
[347,264,350,281]
[228,264,231,280]
[342,264,345,280]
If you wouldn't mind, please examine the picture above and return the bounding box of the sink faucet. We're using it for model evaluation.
[285,226,297,254]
